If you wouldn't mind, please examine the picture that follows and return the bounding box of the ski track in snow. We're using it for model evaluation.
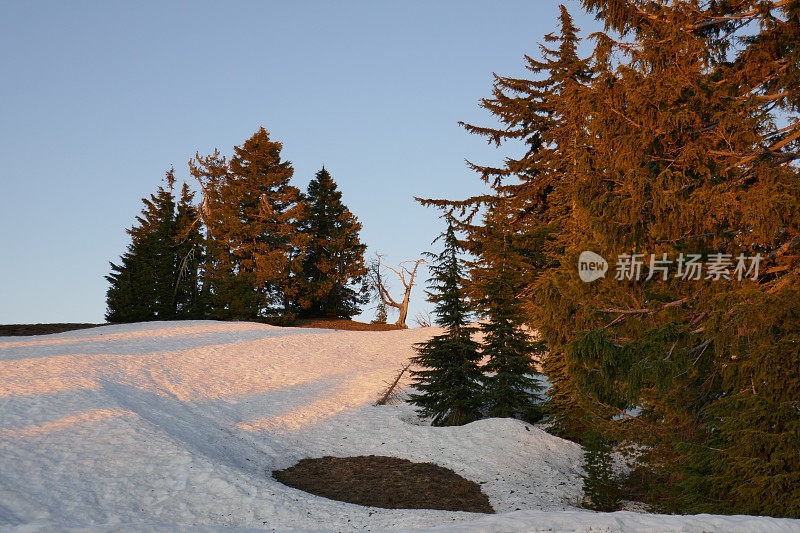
[0,321,797,532]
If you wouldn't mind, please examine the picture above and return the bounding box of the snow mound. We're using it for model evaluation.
[0,321,797,532]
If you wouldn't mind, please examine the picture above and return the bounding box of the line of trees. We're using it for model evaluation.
[106,128,368,323]
[417,0,799,519]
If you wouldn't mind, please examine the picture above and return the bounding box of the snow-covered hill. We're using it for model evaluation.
[0,321,797,532]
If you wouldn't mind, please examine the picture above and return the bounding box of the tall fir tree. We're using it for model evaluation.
[408,223,483,426]
[173,181,207,318]
[418,5,592,437]
[537,1,800,515]
[420,0,799,516]
[471,200,544,420]
[106,168,204,322]
[194,128,306,320]
[296,167,368,318]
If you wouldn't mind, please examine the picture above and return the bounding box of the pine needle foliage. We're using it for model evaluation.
[419,0,800,517]
[472,200,545,421]
[368,257,389,324]
[409,223,483,426]
[296,167,368,318]
[372,300,388,324]
[582,432,622,512]
[106,169,204,322]
[193,127,305,320]
[419,4,594,436]
[172,182,207,318]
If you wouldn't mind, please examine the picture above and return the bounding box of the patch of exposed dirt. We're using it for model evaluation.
[0,323,103,336]
[292,318,405,331]
[273,455,494,513]
[0,319,403,336]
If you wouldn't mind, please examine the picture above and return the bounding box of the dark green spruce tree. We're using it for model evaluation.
[408,223,483,426]
[172,181,207,318]
[368,256,389,324]
[417,5,591,436]
[581,432,621,512]
[296,167,368,318]
[373,301,388,324]
[472,200,544,421]
[106,168,204,322]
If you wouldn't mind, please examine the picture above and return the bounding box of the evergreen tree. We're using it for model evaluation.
[421,0,799,516]
[296,167,368,318]
[173,182,207,318]
[472,200,544,421]
[373,301,388,324]
[540,1,800,515]
[582,432,621,512]
[418,5,593,436]
[368,256,389,324]
[106,169,204,322]
[105,257,149,323]
[408,223,483,426]
[194,128,305,320]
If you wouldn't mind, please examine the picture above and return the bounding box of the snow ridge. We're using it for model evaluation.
[0,321,797,532]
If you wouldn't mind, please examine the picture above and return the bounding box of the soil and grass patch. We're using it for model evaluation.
[0,318,403,336]
[291,318,404,331]
[0,323,103,336]
[273,455,494,513]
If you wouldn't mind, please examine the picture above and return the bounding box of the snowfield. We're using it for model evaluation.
[0,321,797,532]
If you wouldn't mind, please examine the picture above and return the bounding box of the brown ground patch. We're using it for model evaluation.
[0,318,403,336]
[291,318,404,331]
[273,455,494,513]
[0,323,103,336]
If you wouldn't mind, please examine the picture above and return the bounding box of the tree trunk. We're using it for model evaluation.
[395,298,410,328]
[371,256,425,329]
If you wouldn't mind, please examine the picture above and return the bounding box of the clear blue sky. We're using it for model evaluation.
[0,1,600,324]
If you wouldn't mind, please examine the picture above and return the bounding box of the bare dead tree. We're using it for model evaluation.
[371,255,425,329]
